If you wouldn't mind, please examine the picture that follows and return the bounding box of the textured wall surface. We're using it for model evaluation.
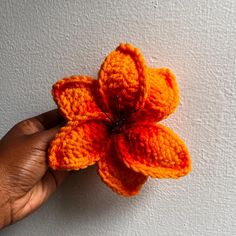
[0,0,236,235]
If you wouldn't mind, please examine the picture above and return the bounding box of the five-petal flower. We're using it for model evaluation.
[48,43,191,196]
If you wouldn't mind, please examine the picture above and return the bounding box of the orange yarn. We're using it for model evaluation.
[48,43,191,196]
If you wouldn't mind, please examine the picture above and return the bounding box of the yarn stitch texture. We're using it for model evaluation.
[48,43,191,196]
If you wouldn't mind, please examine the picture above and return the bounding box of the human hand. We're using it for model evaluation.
[0,110,68,229]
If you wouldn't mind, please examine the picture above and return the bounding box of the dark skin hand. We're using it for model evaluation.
[0,110,68,229]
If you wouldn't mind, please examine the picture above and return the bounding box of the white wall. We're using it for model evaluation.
[0,0,235,235]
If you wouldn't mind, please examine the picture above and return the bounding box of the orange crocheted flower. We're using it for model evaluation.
[48,43,191,196]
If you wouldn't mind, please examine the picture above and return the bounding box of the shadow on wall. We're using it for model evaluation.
[55,165,146,221]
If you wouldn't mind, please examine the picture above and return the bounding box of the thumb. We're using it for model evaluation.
[30,125,62,150]
[40,125,61,142]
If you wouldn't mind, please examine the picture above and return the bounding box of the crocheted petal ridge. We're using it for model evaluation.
[48,120,109,170]
[130,68,179,122]
[98,43,147,116]
[115,122,191,178]
[52,76,102,120]
[98,139,147,196]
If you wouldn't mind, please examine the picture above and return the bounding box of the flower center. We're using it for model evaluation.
[101,95,138,135]
[108,116,127,135]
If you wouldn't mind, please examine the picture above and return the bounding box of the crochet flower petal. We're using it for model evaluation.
[115,122,191,178]
[130,68,179,122]
[98,43,147,116]
[98,140,147,196]
[48,120,109,170]
[52,76,102,120]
